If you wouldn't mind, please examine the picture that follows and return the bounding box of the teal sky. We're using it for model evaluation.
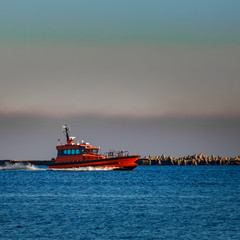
[0,0,240,159]
[0,0,240,44]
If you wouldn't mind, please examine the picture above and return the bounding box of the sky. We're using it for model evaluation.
[0,0,240,160]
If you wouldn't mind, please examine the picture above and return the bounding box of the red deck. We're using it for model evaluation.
[49,155,139,170]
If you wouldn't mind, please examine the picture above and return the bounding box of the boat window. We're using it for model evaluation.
[57,150,63,156]
[60,149,83,155]
[93,149,98,154]
[76,149,83,154]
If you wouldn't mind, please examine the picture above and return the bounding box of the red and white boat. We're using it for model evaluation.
[49,125,140,170]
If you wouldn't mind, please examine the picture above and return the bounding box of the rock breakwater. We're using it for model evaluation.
[137,153,240,165]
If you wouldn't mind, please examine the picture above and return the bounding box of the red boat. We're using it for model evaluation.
[49,125,140,170]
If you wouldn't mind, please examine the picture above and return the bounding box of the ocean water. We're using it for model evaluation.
[0,165,239,240]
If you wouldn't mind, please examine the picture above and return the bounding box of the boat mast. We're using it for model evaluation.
[62,124,70,141]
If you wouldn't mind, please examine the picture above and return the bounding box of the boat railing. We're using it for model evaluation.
[103,150,129,158]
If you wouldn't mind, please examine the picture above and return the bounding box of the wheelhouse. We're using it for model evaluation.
[57,147,99,156]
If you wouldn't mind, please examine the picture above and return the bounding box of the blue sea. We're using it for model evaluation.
[0,165,240,240]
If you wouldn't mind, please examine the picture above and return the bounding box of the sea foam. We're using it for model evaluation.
[0,162,45,171]
[0,163,114,171]
[50,166,116,171]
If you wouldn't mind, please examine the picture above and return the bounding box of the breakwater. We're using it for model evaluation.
[137,153,240,165]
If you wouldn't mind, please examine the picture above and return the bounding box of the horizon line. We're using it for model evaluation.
[1,111,240,120]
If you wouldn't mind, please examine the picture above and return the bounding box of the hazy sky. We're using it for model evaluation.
[0,0,239,159]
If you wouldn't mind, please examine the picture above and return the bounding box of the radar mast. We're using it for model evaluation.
[62,124,70,141]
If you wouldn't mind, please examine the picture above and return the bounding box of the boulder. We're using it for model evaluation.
[193,154,198,159]
[162,154,167,160]
[211,154,215,160]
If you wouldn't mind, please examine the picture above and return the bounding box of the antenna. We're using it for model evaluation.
[62,124,70,141]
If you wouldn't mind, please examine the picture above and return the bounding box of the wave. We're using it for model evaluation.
[0,163,115,171]
[0,163,45,171]
[50,166,116,171]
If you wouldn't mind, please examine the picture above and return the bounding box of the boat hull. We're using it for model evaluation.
[49,155,139,170]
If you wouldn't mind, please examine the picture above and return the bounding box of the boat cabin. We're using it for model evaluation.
[57,145,99,156]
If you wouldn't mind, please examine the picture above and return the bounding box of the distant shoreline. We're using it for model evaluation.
[1,153,240,166]
[136,153,240,165]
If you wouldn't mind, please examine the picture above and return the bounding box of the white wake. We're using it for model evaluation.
[50,166,116,171]
[0,163,115,171]
[0,163,45,171]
